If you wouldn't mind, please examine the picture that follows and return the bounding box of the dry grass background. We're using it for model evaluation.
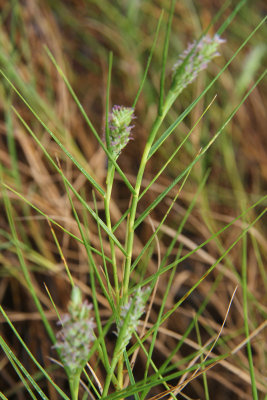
[0,1,267,399]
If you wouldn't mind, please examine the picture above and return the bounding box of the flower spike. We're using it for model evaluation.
[171,34,226,95]
[116,287,149,355]
[54,286,95,376]
[108,105,135,159]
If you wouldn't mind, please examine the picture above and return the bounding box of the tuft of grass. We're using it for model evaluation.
[0,1,267,400]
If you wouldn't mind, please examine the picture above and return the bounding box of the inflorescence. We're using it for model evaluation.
[171,34,226,94]
[54,286,95,376]
[116,287,149,354]
[108,105,135,159]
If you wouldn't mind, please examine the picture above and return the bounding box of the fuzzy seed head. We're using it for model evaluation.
[171,34,226,94]
[108,105,135,159]
[117,287,149,353]
[54,286,95,376]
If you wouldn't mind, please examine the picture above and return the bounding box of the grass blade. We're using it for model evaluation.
[44,47,135,195]
[136,69,266,229]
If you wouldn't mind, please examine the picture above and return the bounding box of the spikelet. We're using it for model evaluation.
[54,286,95,375]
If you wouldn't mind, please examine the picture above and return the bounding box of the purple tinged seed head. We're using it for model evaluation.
[171,34,226,95]
[108,105,135,159]
[116,287,150,354]
[54,286,95,376]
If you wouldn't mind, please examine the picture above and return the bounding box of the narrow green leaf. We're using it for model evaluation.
[241,226,259,399]
[136,69,266,229]
[8,109,126,255]
[158,0,175,115]
[132,10,164,109]
[0,70,105,197]
[1,181,112,263]
[44,47,136,195]
[0,338,47,400]
[0,307,70,400]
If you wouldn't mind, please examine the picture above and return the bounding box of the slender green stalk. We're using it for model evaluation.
[123,351,140,400]
[69,375,80,400]
[158,0,175,115]
[122,113,164,300]
[140,96,216,200]
[130,164,192,274]
[123,60,226,294]
[140,266,178,400]
[105,52,113,150]
[242,227,258,400]
[104,52,120,302]
[194,318,210,400]
[122,1,178,300]
[92,192,116,303]
[48,220,75,288]
[105,163,119,302]
[102,352,119,398]
[132,11,163,109]
[137,173,206,397]
[103,287,148,396]
[117,354,124,391]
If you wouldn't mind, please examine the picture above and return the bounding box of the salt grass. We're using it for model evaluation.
[0,2,266,400]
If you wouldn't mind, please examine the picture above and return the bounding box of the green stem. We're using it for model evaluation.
[102,353,120,398]
[122,84,195,301]
[69,374,80,400]
[122,114,164,300]
[103,96,179,395]
[242,231,258,400]
[105,163,120,303]
[117,354,124,391]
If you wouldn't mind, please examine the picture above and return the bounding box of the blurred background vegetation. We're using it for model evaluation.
[0,0,267,399]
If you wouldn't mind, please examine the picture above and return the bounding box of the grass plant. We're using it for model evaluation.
[0,1,267,399]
